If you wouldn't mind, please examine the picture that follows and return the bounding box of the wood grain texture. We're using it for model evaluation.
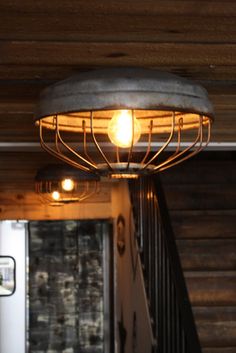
[186,272,236,306]
[161,158,236,185]
[1,41,236,67]
[202,348,236,353]
[0,12,235,43]
[1,65,236,81]
[170,210,236,239]
[177,239,236,270]
[164,184,236,210]
[194,307,236,347]
[1,1,236,16]
[0,201,112,221]
[163,154,236,349]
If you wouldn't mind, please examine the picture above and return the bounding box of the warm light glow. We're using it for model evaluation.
[52,191,60,201]
[61,178,74,191]
[108,110,141,148]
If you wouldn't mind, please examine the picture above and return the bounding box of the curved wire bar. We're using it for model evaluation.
[153,115,203,172]
[116,146,120,163]
[39,121,90,172]
[141,119,153,165]
[82,120,97,165]
[168,118,182,159]
[78,181,100,202]
[141,112,176,171]
[157,118,211,173]
[126,109,135,171]
[195,117,211,153]
[55,116,98,170]
[90,111,113,171]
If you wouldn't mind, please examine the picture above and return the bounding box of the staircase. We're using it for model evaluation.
[161,151,236,353]
[130,175,202,353]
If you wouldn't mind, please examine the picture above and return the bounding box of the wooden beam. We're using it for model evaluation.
[1,65,236,81]
[0,13,235,43]
[1,1,236,16]
[1,42,236,66]
[0,201,112,220]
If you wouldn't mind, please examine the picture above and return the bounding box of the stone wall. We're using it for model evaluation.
[28,220,111,353]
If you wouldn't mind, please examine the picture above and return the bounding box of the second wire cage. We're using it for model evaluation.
[35,164,100,206]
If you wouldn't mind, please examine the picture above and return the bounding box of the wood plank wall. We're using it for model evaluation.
[161,151,236,352]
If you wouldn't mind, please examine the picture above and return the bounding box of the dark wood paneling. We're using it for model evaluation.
[170,210,236,239]
[203,348,236,353]
[1,65,236,81]
[164,184,236,210]
[177,239,236,270]
[162,159,236,185]
[194,307,236,348]
[0,12,235,43]
[1,41,236,67]
[1,1,236,16]
[186,272,236,306]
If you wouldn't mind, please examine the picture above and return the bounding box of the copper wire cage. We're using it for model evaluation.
[35,164,100,206]
[35,68,214,178]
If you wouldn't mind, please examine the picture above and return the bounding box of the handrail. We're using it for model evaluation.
[129,175,202,353]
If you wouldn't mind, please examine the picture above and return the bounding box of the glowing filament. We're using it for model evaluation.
[108,110,141,148]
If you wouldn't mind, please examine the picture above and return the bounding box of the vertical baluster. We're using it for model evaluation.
[158,219,163,352]
[135,182,140,248]
[170,281,175,353]
[166,256,171,353]
[141,178,147,284]
[151,187,156,330]
[148,181,152,305]
[175,297,181,353]
[181,328,186,353]
[154,195,158,341]
[162,231,167,353]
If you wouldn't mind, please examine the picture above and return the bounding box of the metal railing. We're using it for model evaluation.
[129,175,202,353]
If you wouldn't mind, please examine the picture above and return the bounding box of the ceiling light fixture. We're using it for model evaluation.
[35,164,100,206]
[35,68,214,178]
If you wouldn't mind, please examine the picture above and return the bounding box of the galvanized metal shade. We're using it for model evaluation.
[35,164,100,205]
[35,68,214,178]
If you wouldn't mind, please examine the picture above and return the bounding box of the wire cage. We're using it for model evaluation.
[35,68,214,178]
[35,164,100,206]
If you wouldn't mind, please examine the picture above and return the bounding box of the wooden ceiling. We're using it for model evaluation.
[0,0,235,218]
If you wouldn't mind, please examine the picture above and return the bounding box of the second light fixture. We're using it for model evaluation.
[35,164,100,205]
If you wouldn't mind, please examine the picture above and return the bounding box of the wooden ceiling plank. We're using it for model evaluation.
[1,41,236,66]
[0,14,235,43]
[1,65,236,81]
[1,1,236,16]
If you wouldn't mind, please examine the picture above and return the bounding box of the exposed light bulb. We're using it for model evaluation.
[108,110,141,148]
[52,191,60,201]
[61,178,74,191]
